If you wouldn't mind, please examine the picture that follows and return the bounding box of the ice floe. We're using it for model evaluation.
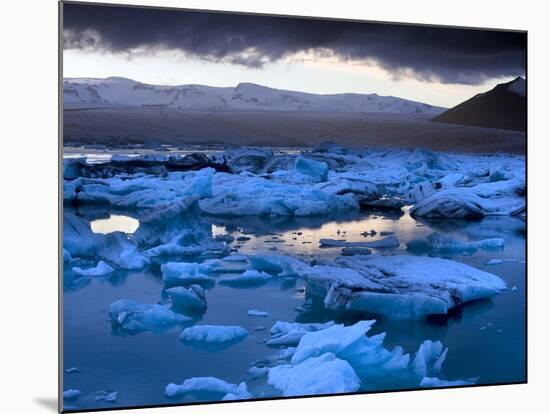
[72,260,115,277]
[294,156,329,183]
[268,352,360,396]
[302,255,507,319]
[165,285,207,311]
[165,377,251,400]
[63,389,82,400]
[64,213,150,270]
[180,325,249,344]
[219,270,272,286]
[95,391,118,402]
[419,377,477,387]
[161,262,214,285]
[266,319,469,396]
[109,299,190,333]
[248,309,270,317]
[406,233,504,256]
[267,321,336,346]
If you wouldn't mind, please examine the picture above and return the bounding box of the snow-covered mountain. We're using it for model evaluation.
[63,77,446,114]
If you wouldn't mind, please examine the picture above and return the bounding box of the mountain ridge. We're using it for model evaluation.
[432,77,526,131]
[63,77,446,115]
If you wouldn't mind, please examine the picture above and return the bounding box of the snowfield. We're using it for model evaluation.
[64,77,446,115]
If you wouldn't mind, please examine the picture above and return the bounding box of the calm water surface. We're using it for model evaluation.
[63,206,526,410]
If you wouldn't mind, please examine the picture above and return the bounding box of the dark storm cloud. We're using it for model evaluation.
[62,2,526,85]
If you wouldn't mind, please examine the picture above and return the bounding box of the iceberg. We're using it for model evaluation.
[411,340,448,378]
[219,269,272,286]
[95,391,118,402]
[161,262,214,285]
[199,173,358,217]
[290,321,410,377]
[268,352,360,396]
[304,255,507,319]
[248,254,307,277]
[248,309,270,317]
[419,377,477,387]
[165,377,251,400]
[72,260,114,277]
[165,285,207,310]
[180,325,249,344]
[63,389,82,400]
[109,299,190,333]
[294,156,329,183]
[64,213,150,270]
[411,179,525,218]
[485,259,504,265]
[267,321,335,346]
[407,233,504,256]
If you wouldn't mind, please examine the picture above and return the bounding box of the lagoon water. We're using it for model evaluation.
[63,203,526,410]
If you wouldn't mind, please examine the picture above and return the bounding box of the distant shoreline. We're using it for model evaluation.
[63,108,525,155]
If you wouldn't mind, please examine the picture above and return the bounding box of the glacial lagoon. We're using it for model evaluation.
[62,146,525,410]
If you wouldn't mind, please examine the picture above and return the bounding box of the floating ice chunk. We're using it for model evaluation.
[268,347,297,364]
[165,377,251,400]
[199,173,358,217]
[320,236,399,249]
[63,249,72,263]
[95,391,117,402]
[269,352,360,397]
[411,179,525,218]
[267,321,335,346]
[248,254,307,277]
[248,309,270,317]
[165,285,206,310]
[76,168,214,209]
[486,259,504,265]
[225,148,274,174]
[219,270,272,286]
[64,213,150,269]
[63,389,82,400]
[247,366,269,378]
[407,233,504,256]
[420,377,477,387]
[412,340,448,378]
[109,299,190,333]
[101,232,151,270]
[295,156,329,183]
[72,260,115,277]
[307,255,506,320]
[180,325,248,344]
[291,321,409,377]
[161,262,214,285]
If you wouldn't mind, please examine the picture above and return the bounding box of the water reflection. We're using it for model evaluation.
[91,214,140,234]
[63,204,526,409]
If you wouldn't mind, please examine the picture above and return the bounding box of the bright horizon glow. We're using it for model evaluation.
[64,49,513,108]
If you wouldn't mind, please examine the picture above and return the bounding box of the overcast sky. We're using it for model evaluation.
[62,2,526,108]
